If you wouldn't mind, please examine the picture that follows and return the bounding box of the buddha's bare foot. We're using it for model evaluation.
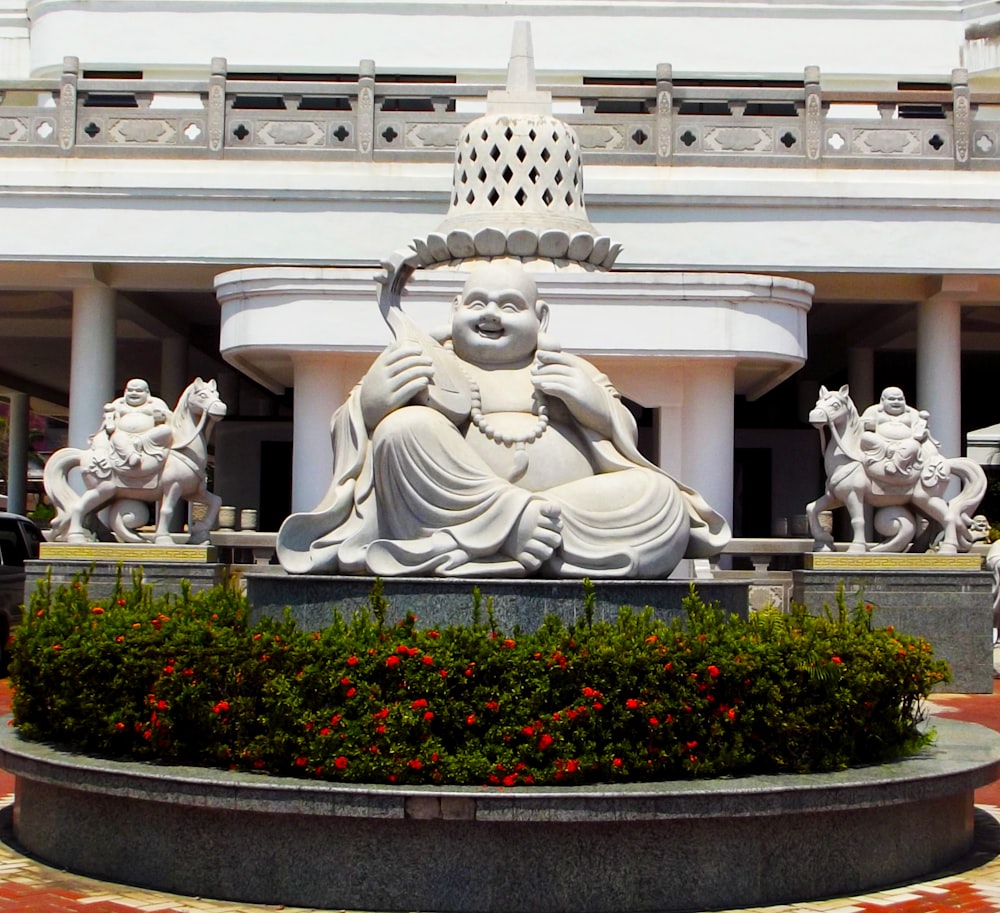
[507,500,562,573]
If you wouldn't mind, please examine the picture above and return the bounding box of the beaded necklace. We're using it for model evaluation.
[465,371,549,482]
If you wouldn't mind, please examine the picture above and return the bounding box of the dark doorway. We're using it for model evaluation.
[733,448,772,538]
[259,441,293,532]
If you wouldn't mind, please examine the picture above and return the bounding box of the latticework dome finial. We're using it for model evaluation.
[409,21,620,270]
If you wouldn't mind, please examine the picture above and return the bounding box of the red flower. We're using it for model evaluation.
[831,656,843,665]
[626,698,640,709]
[592,702,603,711]
[91,606,104,615]
[485,701,499,711]
[439,669,448,678]
[686,740,698,749]
[422,655,434,666]
[502,638,516,649]
[466,714,476,726]
[156,700,168,710]
[115,721,125,730]
[386,655,400,667]
[320,727,332,736]
[116,598,126,606]
[295,756,308,767]
[346,687,357,698]
[340,676,351,686]
[538,733,553,751]
[408,758,423,770]
[411,699,428,709]
[335,755,349,770]
[566,759,579,773]
[347,655,359,666]
[212,700,230,714]
[649,717,660,726]
[612,758,623,768]
[373,708,390,720]
[427,630,440,639]
[503,773,517,787]
[521,725,536,737]
[707,665,720,678]
[423,711,434,722]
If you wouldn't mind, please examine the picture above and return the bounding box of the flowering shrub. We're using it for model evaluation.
[9,573,948,786]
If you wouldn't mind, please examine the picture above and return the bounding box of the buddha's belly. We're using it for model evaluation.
[116,413,156,433]
[464,413,595,492]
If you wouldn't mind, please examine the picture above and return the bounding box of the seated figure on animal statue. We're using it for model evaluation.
[85,379,174,483]
[276,260,730,578]
[858,386,945,488]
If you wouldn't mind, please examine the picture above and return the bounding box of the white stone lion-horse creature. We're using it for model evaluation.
[45,378,228,545]
[806,385,986,554]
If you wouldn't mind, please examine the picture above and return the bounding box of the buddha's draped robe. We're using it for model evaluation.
[277,350,729,577]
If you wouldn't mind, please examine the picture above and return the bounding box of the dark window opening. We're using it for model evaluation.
[82,94,138,108]
[298,97,353,111]
[232,96,286,110]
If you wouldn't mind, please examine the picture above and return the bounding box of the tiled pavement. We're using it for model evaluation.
[0,682,998,913]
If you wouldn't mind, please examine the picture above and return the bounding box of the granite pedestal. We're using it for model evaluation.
[2,717,996,913]
[25,556,227,602]
[245,573,751,632]
[792,569,994,693]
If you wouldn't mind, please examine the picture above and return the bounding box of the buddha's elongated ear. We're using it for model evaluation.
[536,298,550,332]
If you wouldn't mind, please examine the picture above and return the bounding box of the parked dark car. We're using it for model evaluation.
[0,513,43,672]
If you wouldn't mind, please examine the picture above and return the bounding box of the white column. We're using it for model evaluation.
[917,298,962,458]
[290,353,353,512]
[68,286,116,452]
[160,336,189,406]
[6,392,28,516]
[847,347,875,413]
[681,360,736,527]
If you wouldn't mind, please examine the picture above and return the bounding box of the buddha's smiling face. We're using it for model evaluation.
[124,379,151,407]
[451,262,548,367]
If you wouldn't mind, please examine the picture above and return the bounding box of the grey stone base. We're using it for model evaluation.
[244,573,750,632]
[792,570,995,693]
[24,559,228,603]
[2,718,998,912]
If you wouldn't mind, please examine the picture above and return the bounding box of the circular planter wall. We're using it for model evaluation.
[1,718,997,913]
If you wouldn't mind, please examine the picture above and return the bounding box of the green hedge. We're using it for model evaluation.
[9,573,949,786]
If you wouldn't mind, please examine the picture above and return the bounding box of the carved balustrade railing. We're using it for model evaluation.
[0,56,993,169]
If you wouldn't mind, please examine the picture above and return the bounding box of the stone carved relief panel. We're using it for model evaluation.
[0,117,27,142]
[704,126,772,153]
[852,129,922,155]
[258,120,325,146]
[405,123,464,149]
[109,119,177,144]
[575,124,625,151]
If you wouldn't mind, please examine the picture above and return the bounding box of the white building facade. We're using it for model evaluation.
[3,0,1000,537]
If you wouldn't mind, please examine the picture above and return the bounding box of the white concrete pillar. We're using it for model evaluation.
[6,392,28,516]
[290,353,354,512]
[160,336,189,406]
[681,360,736,527]
[68,286,116,452]
[847,347,875,413]
[917,298,962,458]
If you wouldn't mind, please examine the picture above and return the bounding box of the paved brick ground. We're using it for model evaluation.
[0,680,998,913]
